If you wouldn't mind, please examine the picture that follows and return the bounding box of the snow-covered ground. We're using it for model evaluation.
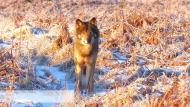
[0,90,74,107]
[0,0,190,106]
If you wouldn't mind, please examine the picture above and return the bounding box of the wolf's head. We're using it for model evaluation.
[75,17,99,45]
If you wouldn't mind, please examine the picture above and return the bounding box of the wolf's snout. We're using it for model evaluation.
[81,38,88,44]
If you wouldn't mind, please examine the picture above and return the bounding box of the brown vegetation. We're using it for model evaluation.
[0,0,189,106]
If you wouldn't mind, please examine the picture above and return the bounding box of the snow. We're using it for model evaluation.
[0,41,11,49]
[36,66,66,81]
[13,103,53,107]
[0,39,3,43]
[137,58,146,65]
[31,28,48,38]
[101,67,111,74]
[112,51,128,64]
[35,65,75,90]
[0,90,74,107]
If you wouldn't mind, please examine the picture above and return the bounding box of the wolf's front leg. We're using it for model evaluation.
[86,63,95,94]
[75,64,82,94]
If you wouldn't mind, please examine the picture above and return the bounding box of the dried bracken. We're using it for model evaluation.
[0,0,189,106]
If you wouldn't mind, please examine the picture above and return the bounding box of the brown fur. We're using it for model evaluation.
[73,17,99,94]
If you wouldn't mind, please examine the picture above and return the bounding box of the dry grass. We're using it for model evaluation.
[0,44,20,106]
[0,0,190,106]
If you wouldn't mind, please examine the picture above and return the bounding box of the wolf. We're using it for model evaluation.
[73,17,99,94]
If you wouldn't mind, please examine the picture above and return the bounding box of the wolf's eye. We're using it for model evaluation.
[90,31,97,38]
[90,32,94,37]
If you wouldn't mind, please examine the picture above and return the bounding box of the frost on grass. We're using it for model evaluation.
[0,0,190,107]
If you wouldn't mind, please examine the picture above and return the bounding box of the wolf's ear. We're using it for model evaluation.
[90,17,97,25]
[76,19,83,29]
